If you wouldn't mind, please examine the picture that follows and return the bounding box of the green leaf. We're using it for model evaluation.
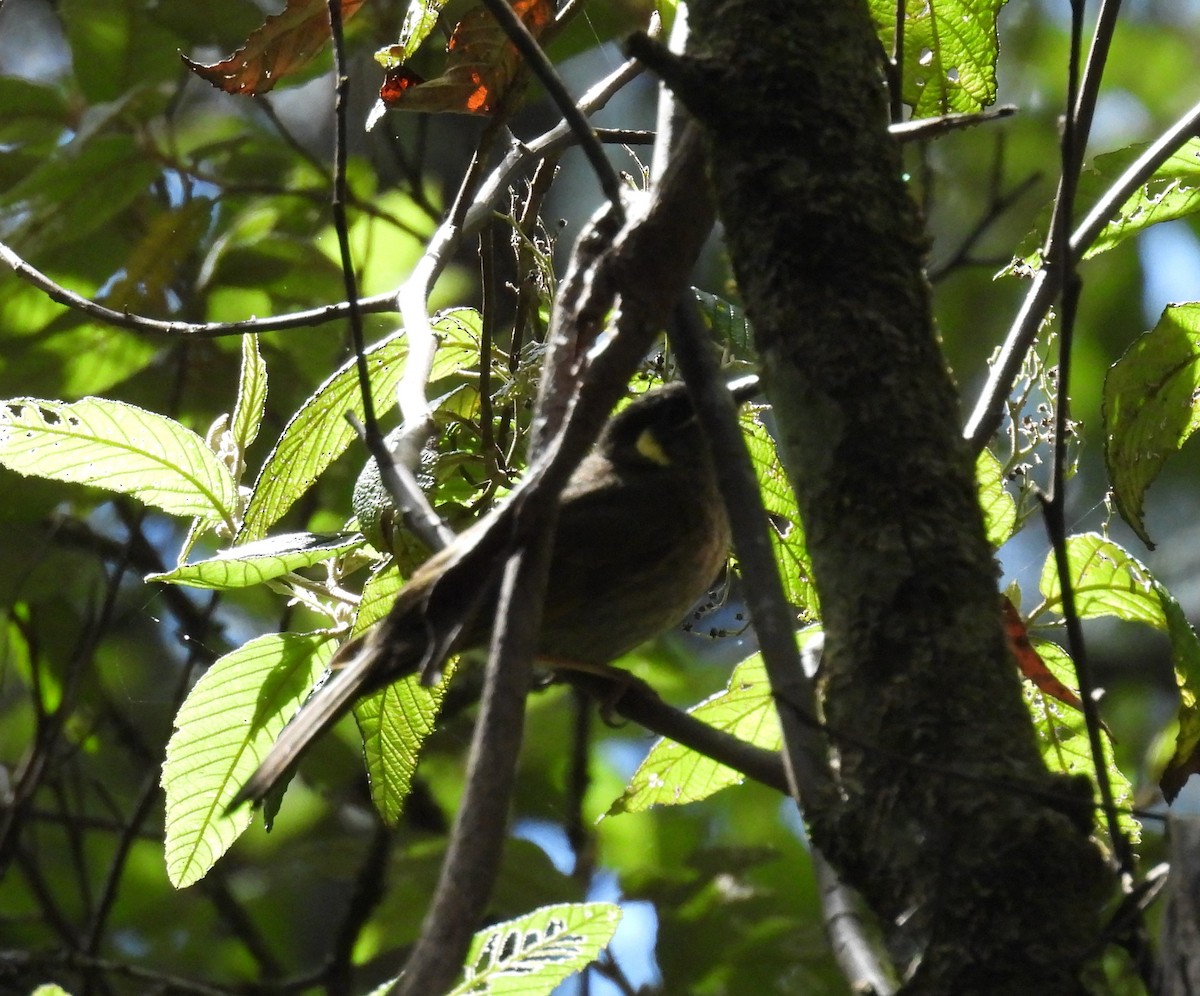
[744,412,817,618]
[382,0,450,64]
[239,308,480,541]
[162,631,338,888]
[0,397,238,528]
[1038,533,1200,803]
[448,902,623,995]
[868,0,1007,117]
[608,648,798,816]
[976,448,1017,547]
[1024,640,1139,842]
[355,673,445,827]
[1087,138,1200,259]
[1103,303,1200,549]
[1159,593,1200,801]
[1039,533,1164,628]
[350,564,446,825]
[148,532,364,590]
[693,288,754,362]
[232,332,269,457]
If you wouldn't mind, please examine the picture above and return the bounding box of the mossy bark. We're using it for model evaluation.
[665,1,1114,991]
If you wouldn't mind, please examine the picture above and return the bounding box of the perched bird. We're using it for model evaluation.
[232,377,758,808]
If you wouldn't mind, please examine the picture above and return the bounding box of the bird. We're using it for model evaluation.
[231,377,759,809]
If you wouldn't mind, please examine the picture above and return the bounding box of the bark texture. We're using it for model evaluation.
[667,1,1114,991]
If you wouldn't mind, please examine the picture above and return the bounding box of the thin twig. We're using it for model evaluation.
[888,105,1016,143]
[0,239,399,338]
[1038,0,1133,880]
[667,301,838,810]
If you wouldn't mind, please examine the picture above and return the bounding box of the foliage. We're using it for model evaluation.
[2,0,1200,993]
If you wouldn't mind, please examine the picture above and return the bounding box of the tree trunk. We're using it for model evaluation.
[665,1,1114,991]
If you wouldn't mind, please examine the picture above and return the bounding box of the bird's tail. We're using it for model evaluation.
[229,634,377,810]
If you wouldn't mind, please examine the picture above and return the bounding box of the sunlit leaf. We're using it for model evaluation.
[1038,533,1200,802]
[0,397,238,528]
[867,0,1007,117]
[449,902,623,995]
[1103,303,1200,549]
[239,308,481,541]
[347,564,446,824]
[162,631,338,888]
[977,448,1017,547]
[148,532,363,590]
[232,332,269,458]
[1023,640,1139,842]
[388,0,450,63]
[1087,138,1200,258]
[608,646,811,815]
[743,412,817,618]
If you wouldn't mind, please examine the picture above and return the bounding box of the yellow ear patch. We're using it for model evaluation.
[635,428,671,466]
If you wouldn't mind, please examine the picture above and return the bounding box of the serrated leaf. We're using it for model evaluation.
[609,647,807,816]
[239,308,480,541]
[183,0,366,96]
[868,0,1006,117]
[0,397,238,528]
[162,631,337,888]
[1102,303,1200,549]
[349,564,446,824]
[743,412,817,618]
[1039,533,1163,628]
[450,902,623,995]
[1037,533,1200,802]
[977,448,1017,547]
[1158,595,1200,801]
[1087,138,1200,258]
[148,532,363,590]
[355,673,445,826]
[1024,640,1139,842]
[232,332,268,456]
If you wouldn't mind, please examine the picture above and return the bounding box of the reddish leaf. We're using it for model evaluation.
[1002,595,1088,714]
[183,0,365,96]
[379,65,427,104]
[373,0,553,116]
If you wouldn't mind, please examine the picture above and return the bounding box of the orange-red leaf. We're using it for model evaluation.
[374,0,553,116]
[183,0,365,96]
[1002,595,1087,713]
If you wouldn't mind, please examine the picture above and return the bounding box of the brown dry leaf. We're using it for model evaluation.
[183,0,366,96]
